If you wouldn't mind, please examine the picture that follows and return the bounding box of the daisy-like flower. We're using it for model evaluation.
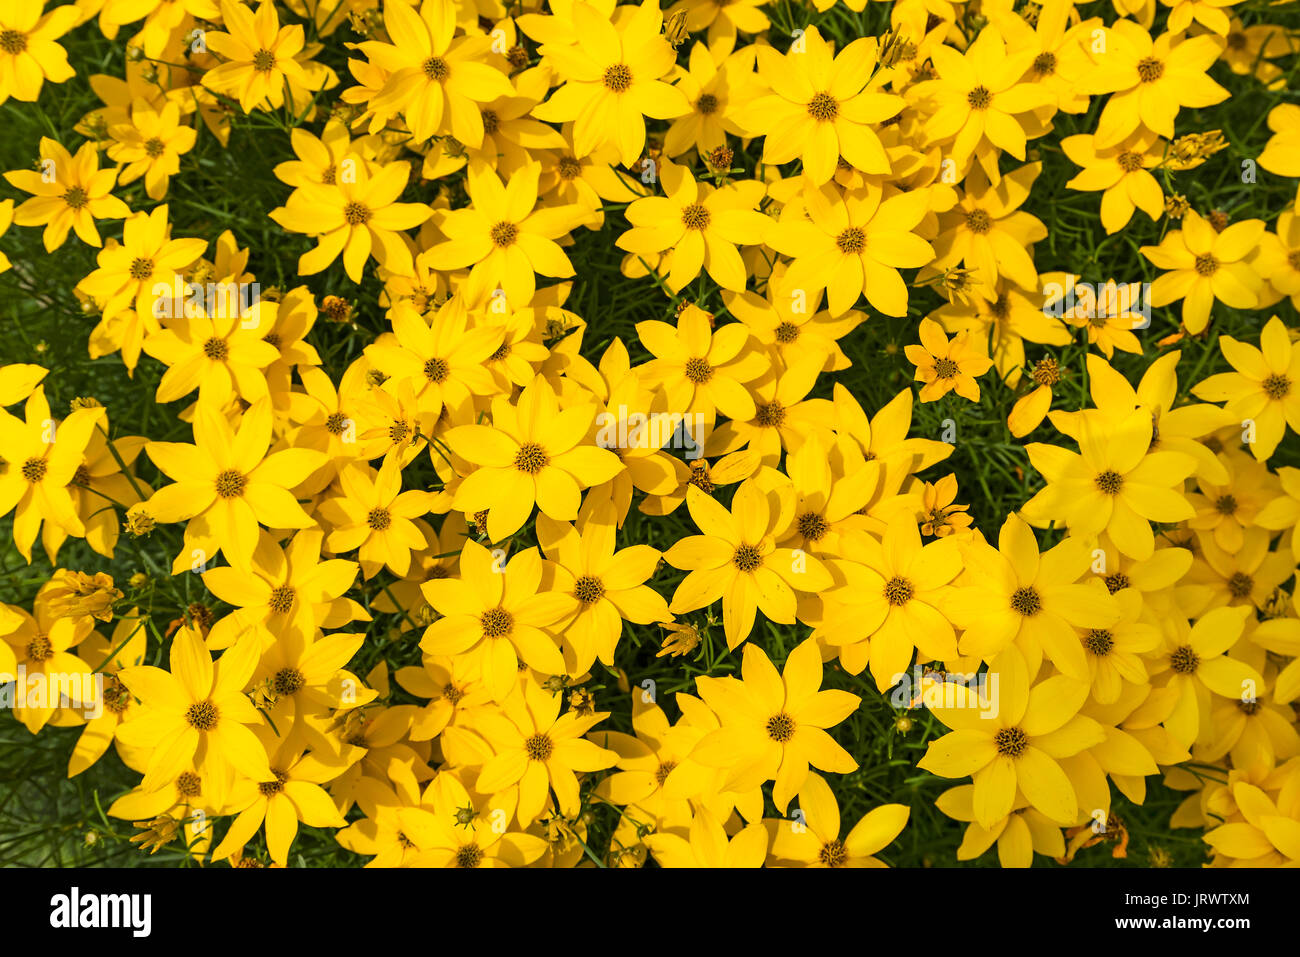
[815,519,964,689]
[662,42,756,158]
[269,158,432,282]
[739,27,901,185]
[141,307,281,407]
[918,647,1102,828]
[909,27,1054,177]
[0,0,78,105]
[764,772,909,868]
[0,386,105,563]
[691,638,859,813]
[319,457,435,579]
[427,162,586,310]
[201,0,311,113]
[0,598,95,733]
[905,318,994,402]
[1061,130,1165,234]
[665,480,834,649]
[643,808,769,868]
[143,400,326,572]
[443,374,623,542]
[116,628,275,799]
[107,100,197,201]
[636,305,767,422]
[474,681,619,827]
[4,138,131,251]
[76,205,207,320]
[1259,103,1300,177]
[616,162,769,293]
[420,541,572,701]
[531,0,690,166]
[1087,23,1229,147]
[1141,210,1264,335]
[948,513,1120,679]
[1192,316,1300,461]
[769,183,934,318]
[358,0,515,146]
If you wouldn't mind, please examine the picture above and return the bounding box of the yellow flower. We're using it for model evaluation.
[643,808,769,867]
[76,204,207,320]
[1061,130,1164,234]
[1142,210,1264,335]
[201,0,311,113]
[905,317,994,402]
[919,647,1101,828]
[691,638,859,812]
[740,27,901,185]
[636,304,767,422]
[319,457,435,579]
[0,0,79,105]
[107,99,197,200]
[4,137,131,251]
[143,400,326,571]
[1192,316,1300,461]
[443,374,623,542]
[1259,103,1300,177]
[141,307,281,407]
[764,772,909,867]
[617,162,769,293]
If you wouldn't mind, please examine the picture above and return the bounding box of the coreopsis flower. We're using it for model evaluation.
[909,27,1054,176]
[764,772,909,868]
[269,159,432,282]
[642,808,769,868]
[116,628,275,799]
[662,42,755,158]
[665,481,833,649]
[636,305,766,421]
[1022,409,1196,560]
[76,205,207,320]
[1204,780,1300,866]
[419,541,571,701]
[692,638,859,812]
[475,681,619,826]
[142,307,281,407]
[1186,452,1277,554]
[0,387,105,563]
[1087,23,1229,147]
[1141,210,1265,335]
[531,0,690,166]
[1255,209,1300,311]
[427,162,586,310]
[210,730,348,865]
[0,598,95,733]
[107,100,197,201]
[1259,104,1300,177]
[948,513,1120,678]
[918,474,973,539]
[616,163,769,293]
[930,281,1071,388]
[1061,131,1165,234]
[0,0,78,105]
[905,318,994,402]
[739,27,901,185]
[768,183,934,318]
[356,0,515,146]
[443,374,623,542]
[4,138,131,251]
[1192,316,1300,461]
[319,458,435,579]
[919,648,1101,828]
[201,0,311,113]
[143,400,326,572]
[68,613,146,777]
[935,786,1067,868]
[1161,0,1242,35]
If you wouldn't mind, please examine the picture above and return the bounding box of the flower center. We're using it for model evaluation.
[884,576,914,606]
[965,209,992,234]
[326,412,349,435]
[252,49,276,72]
[1010,586,1042,616]
[836,226,865,254]
[258,768,289,795]
[62,186,88,209]
[202,337,229,360]
[1170,645,1199,674]
[344,201,371,225]
[1083,629,1114,656]
[994,726,1027,757]
[1193,253,1219,276]
[422,56,450,81]
[966,85,992,109]
[490,221,518,247]
[176,771,201,797]
[129,257,154,280]
[558,156,582,179]
[681,203,711,230]
[267,586,296,614]
[480,109,500,135]
[1031,357,1060,386]
[754,400,785,428]
[797,511,828,541]
[654,760,677,787]
[1032,52,1056,76]
[185,700,219,730]
[933,357,959,379]
[0,29,27,54]
[684,356,713,383]
[697,93,718,115]
[21,457,47,483]
[367,507,392,531]
[144,137,166,158]
[732,543,762,571]
[423,356,450,382]
[603,63,632,92]
[514,442,549,474]
[273,667,305,696]
[481,607,513,638]
[1214,494,1238,515]
[574,575,605,604]
[1103,572,1130,594]
[214,469,245,498]
[1136,57,1165,83]
[1227,571,1253,599]
[766,712,795,742]
[774,322,799,344]
[1263,374,1292,399]
[1117,151,1143,172]
[807,92,839,121]
[455,844,483,867]
[26,635,52,662]
[1094,470,1123,495]
[819,839,848,867]
[524,733,554,761]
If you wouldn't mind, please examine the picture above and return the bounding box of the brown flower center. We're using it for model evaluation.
[965,209,992,234]
[214,469,245,498]
[367,507,392,531]
[422,56,450,81]
[732,543,762,571]
[603,63,632,92]
[514,442,549,474]
[202,337,229,360]
[1136,57,1165,83]
[994,726,1027,757]
[807,92,839,120]
[1010,586,1042,616]
[490,221,518,247]
[966,85,992,109]
[481,607,513,638]
[185,700,219,730]
[766,712,795,742]
[1170,645,1199,674]
[525,733,554,761]
[1094,470,1123,495]
[684,356,713,383]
